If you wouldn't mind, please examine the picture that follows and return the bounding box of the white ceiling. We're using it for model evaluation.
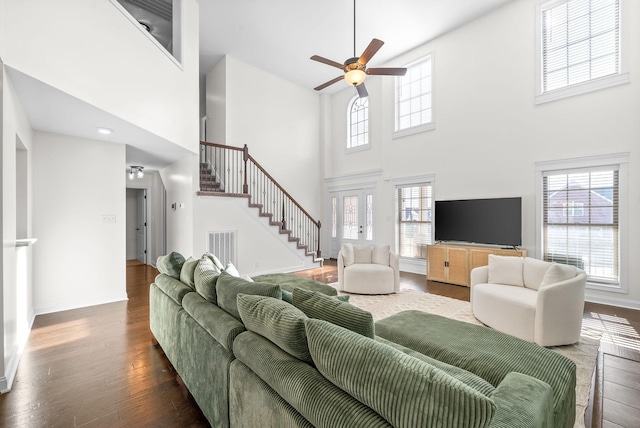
[10,0,516,171]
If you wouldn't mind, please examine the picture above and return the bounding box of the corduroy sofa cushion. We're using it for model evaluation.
[305,319,496,428]
[194,256,221,304]
[217,272,282,320]
[179,257,199,289]
[292,288,374,338]
[237,294,312,362]
[156,251,185,279]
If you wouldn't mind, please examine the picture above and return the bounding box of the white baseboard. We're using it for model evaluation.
[585,293,640,310]
[34,293,129,316]
[1,310,36,393]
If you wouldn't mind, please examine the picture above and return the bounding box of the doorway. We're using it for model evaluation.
[328,188,375,258]
[126,188,147,264]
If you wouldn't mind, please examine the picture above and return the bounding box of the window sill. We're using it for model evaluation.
[392,122,436,140]
[535,72,630,105]
[346,144,371,154]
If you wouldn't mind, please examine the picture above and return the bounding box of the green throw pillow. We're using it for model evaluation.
[282,288,349,305]
[179,257,199,289]
[237,294,312,363]
[203,252,225,271]
[305,319,495,428]
[156,251,185,279]
[216,271,282,320]
[293,288,374,338]
[194,257,221,304]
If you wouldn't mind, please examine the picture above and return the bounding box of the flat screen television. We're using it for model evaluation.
[434,197,522,247]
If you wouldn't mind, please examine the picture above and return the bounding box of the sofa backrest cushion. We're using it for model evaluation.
[292,288,374,338]
[353,245,372,264]
[341,243,355,266]
[488,254,524,287]
[540,263,577,288]
[237,294,313,363]
[372,245,390,265]
[523,257,553,290]
[194,256,221,304]
[156,251,185,279]
[282,288,350,304]
[305,319,495,428]
[179,257,199,289]
[217,272,282,320]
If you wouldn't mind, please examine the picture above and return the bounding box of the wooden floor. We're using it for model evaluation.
[0,259,638,427]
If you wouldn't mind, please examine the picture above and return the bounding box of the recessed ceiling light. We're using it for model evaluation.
[97,127,113,135]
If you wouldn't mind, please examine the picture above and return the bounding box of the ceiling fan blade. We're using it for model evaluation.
[314,76,344,91]
[311,55,345,70]
[358,38,384,65]
[356,83,368,98]
[366,67,407,76]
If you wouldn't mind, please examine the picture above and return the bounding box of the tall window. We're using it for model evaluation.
[394,55,434,137]
[537,153,628,290]
[347,96,369,149]
[396,184,432,259]
[537,0,627,102]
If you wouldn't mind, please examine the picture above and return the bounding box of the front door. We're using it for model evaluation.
[328,189,374,258]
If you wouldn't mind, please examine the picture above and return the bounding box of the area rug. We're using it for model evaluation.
[334,287,601,428]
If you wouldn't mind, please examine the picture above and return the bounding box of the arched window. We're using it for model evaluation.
[347,96,369,149]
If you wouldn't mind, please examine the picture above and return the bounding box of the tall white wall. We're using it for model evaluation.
[160,154,196,256]
[1,0,200,152]
[32,132,126,314]
[324,0,640,307]
[1,65,35,392]
[209,56,323,217]
[205,57,227,145]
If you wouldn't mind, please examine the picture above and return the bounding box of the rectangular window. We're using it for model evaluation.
[537,0,627,103]
[365,193,373,241]
[396,184,432,259]
[542,166,620,285]
[331,196,337,238]
[394,55,434,138]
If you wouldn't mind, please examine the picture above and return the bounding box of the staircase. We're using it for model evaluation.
[198,142,322,265]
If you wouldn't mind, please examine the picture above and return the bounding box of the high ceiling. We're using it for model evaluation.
[198,0,516,94]
[10,0,517,171]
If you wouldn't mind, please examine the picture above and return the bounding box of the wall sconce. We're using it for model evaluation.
[129,166,144,179]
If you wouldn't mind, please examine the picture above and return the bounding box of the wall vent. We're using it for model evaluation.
[208,231,237,267]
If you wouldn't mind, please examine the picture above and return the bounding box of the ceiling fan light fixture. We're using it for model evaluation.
[345,69,366,86]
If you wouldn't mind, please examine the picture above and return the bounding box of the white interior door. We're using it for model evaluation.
[328,189,374,258]
[136,189,147,264]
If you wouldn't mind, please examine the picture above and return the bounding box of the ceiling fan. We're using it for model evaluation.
[310,0,407,98]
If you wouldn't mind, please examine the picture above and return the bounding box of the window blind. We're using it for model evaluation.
[542,167,619,284]
[542,0,620,93]
[396,184,432,259]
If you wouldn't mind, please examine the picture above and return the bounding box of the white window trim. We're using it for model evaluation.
[534,152,629,293]
[534,0,629,105]
[346,95,371,152]
[392,54,436,139]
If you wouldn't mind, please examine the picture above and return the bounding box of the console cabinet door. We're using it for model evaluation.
[447,247,470,286]
[427,245,447,282]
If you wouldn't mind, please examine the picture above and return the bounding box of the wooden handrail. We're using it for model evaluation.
[246,153,320,228]
[199,141,322,258]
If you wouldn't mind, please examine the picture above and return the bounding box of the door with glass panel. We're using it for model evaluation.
[328,189,374,258]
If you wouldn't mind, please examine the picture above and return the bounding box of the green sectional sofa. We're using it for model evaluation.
[150,253,576,428]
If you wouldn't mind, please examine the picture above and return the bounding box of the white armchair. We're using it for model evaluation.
[471,255,587,347]
[338,243,400,294]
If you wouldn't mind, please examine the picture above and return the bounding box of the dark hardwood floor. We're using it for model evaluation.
[0,258,637,427]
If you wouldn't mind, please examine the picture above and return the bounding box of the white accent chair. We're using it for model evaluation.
[338,243,400,294]
[471,254,587,347]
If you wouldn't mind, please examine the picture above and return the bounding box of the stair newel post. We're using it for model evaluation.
[242,144,249,194]
[317,221,321,258]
